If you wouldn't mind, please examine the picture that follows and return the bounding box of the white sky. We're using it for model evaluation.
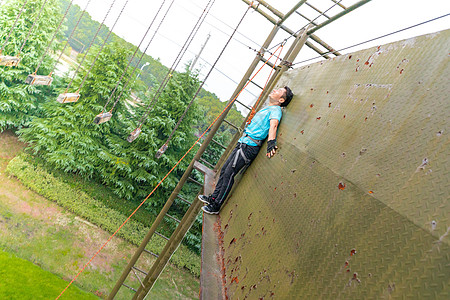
[69,0,449,112]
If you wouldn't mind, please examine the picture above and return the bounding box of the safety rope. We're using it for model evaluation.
[17,0,51,56]
[107,0,176,114]
[77,0,131,91]
[64,0,118,93]
[133,0,215,129]
[50,0,92,75]
[291,12,450,67]
[33,0,75,75]
[99,0,169,114]
[55,7,295,300]
[0,0,29,55]
[246,42,284,125]
[156,1,253,156]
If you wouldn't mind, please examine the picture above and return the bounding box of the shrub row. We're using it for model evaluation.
[6,155,200,277]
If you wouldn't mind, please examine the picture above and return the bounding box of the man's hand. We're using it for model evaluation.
[266,139,277,158]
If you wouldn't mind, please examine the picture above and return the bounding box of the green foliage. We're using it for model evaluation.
[0,249,98,299]
[6,154,201,276]
[0,0,63,130]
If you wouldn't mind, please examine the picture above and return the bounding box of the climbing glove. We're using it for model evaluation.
[267,139,277,157]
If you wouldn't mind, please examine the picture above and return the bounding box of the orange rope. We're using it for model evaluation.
[56,43,283,300]
[246,44,284,125]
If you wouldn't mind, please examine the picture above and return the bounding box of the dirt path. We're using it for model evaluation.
[0,131,198,299]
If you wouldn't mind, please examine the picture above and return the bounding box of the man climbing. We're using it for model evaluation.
[199,86,293,215]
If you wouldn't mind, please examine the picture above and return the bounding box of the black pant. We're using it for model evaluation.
[211,142,260,207]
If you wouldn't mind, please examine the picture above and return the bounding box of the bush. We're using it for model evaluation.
[6,154,200,277]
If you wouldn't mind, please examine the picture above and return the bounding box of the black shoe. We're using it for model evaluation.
[198,195,211,205]
[201,204,220,215]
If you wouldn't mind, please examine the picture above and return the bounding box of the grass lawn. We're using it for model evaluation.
[0,249,98,300]
[0,130,200,299]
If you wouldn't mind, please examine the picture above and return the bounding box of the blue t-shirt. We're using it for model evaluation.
[239,105,282,146]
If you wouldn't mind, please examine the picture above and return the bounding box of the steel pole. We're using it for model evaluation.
[307,0,373,34]
[255,0,284,19]
[108,22,280,300]
[215,27,310,169]
[134,199,204,299]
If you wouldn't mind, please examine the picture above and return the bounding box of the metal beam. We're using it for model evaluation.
[243,0,338,58]
[330,0,347,10]
[305,1,331,19]
[279,0,307,24]
[215,26,311,169]
[308,0,373,34]
[255,0,284,19]
[309,34,341,56]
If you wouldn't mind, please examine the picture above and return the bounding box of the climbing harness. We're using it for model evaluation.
[25,0,75,86]
[0,0,29,66]
[57,0,118,104]
[56,5,283,295]
[127,0,215,141]
[246,42,284,125]
[94,0,169,125]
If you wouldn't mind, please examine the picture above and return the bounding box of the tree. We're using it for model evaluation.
[0,0,63,131]
[19,41,135,177]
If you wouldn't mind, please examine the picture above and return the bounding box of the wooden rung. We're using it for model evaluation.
[132,266,148,276]
[143,249,159,258]
[25,74,53,86]
[122,283,137,292]
[93,112,112,125]
[155,231,170,241]
[165,213,181,223]
[188,177,203,187]
[155,143,168,159]
[56,92,80,104]
[176,195,192,205]
[127,128,141,143]
[0,55,21,67]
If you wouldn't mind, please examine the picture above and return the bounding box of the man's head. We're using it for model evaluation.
[269,86,293,107]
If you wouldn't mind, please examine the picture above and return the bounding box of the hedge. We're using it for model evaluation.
[6,155,200,277]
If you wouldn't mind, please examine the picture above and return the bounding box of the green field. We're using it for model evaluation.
[0,250,98,299]
[0,130,199,299]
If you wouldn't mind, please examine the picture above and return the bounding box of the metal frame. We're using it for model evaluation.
[108,1,373,298]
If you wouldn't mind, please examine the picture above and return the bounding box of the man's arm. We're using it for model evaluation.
[266,119,279,158]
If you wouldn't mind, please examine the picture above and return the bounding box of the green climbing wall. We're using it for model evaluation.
[211,29,449,299]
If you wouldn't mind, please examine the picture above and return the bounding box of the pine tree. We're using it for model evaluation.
[19,41,134,174]
[97,66,202,207]
[0,0,63,130]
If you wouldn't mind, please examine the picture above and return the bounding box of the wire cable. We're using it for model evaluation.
[33,0,75,75]
[0,0,29,55]
[291,12,450,67]
[65,0,118,93]
[17,0,51,56]
[133,0,215,129]
[156,1,254,156]
[78,0,131,91]
[56,17,282,299]
[51,0,93,75]
[267,0,344,52]
[109,0,176,114]
[100,0,169,113]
